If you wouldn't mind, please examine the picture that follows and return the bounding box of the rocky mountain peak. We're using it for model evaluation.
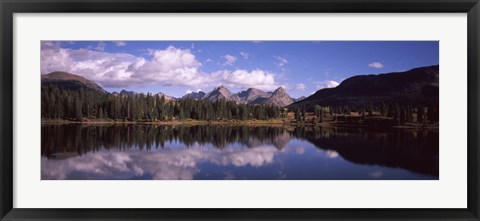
[273,87,287,95]
[214,85,232,95]
[204,85,241,103]
[182,91,206,100]
[265,87,293,107]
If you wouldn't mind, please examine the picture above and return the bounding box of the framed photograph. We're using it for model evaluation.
[1,0,479,220]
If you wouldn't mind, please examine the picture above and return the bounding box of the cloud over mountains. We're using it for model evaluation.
[41,42,282,91]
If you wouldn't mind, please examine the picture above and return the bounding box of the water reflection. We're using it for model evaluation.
[41,124,439,180]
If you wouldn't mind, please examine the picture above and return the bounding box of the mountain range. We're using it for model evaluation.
[195,85,296,107]
[41,64,439,108]
[41,72,298,107]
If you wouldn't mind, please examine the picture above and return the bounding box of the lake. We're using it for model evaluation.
[41,124,439,180]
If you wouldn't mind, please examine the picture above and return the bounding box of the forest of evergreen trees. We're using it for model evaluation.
[301,102,439,125]
[41,85,284,121]
[41,85,439,125]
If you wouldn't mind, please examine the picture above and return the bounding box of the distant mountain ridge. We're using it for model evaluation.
[181,91,206,100]
[203,86,243,103]
[252,87,294,107]
[155,92,176,101]
[290,65,439,108]
[41,71,303,107]
[184,86,295,107]
[111,90,137,97]
[237,88,273,104]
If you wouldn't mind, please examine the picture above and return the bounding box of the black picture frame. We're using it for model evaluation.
[1,0,479,220]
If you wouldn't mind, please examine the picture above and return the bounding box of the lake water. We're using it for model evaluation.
[41,124,439,180]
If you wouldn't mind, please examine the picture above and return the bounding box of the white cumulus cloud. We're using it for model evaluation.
[95,42,106,51]
[295,83,306,91]
[42,43,203,88]
[240,52,250,59]
[114,41,127,46]
[211,69,280,91]
[368,62,384,68]
[316,80,339,90]
[41,42,283,90]
[325,150,339,159]
[224,54,237,65]
[129,46,204,87]
[41,145,279,180]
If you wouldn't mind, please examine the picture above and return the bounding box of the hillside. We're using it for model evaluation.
[41,71,106,93]
[290,65,439,108]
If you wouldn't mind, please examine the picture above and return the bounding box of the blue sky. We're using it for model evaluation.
[41,41,438,98]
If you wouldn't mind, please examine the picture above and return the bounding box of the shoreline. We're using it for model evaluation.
[41,119,438,129]
[41,119,288,126]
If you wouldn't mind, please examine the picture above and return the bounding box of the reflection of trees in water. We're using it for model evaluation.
[41,124,287,158]
[291,127,439,177]
[42,124,438,177]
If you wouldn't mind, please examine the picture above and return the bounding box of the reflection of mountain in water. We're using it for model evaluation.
[291,127,439,177]
[41,124,438,177]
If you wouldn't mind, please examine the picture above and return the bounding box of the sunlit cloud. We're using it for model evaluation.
[240,52,250,59]
[295,83,306,91]
[42,145,279,180]
[316,80,339,90]
[185,88,203,95]
[368,62,384,68]
[224,54,237,65]
[211,69,281,91]
[114,41,126,47]
[295,146,305,155]
[41,42,283,90]
[95,42,106,51]
[325,150,339,159]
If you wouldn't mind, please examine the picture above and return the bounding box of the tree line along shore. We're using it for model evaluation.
[42,85,438,128]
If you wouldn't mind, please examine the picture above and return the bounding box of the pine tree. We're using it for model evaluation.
[98,107,104,119]
[417,106,425,123]
[295,108,301,122]
[75,97,82,121]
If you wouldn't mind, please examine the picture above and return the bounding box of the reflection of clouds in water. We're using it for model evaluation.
[42,152,145,180]
[368,171,383,178]
[294,146,305,155]
[325,150,339,159]
[42,145,279,180]
[223,171,236,180]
